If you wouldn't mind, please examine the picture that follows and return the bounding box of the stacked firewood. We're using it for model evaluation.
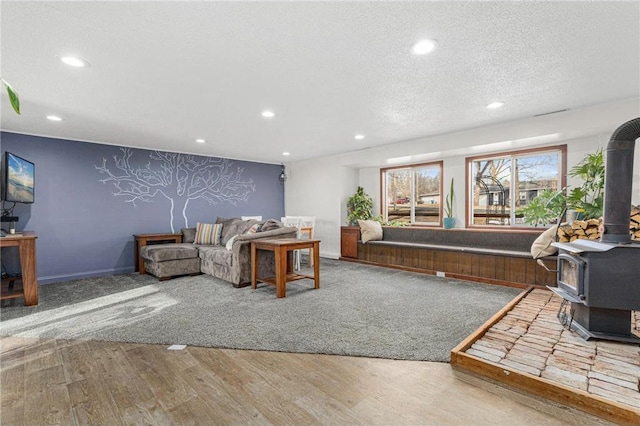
[557,205,640,242]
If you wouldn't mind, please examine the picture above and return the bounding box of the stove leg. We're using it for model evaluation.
[570,303,639,343]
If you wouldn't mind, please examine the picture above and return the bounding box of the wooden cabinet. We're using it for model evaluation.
[340,226,360,259]
[0,231,38,306]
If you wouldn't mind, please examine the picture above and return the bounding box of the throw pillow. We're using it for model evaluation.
[246,223,261,234]
[261,219,283,232]
[194,222,223,245]
[531,224,559,259]
[181,227,196,244]
[358,219,383,244]
[216,217,242,245]
[225,234,239,250]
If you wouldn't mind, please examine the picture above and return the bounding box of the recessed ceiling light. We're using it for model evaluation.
[60,56,89,67]
[46,115,62,121]
[486,101,505,109]
[195,139,206,143]
[262,111,275,118]
[354,134,365,140]
[282,152,290,156]
[411,39,438,55]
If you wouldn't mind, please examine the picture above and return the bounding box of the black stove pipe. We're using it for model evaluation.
[601,117,640,244]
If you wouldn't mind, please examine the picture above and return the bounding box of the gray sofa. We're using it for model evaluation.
[140,218,297,287]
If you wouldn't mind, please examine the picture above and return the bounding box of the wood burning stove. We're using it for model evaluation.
[549,117,640,343]
[551,239,640,342]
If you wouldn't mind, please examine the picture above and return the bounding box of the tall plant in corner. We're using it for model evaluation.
[443,178,456,229]
[1,78,20,114]
[347,186,374,225]
[519,148,605,225]
[566,148,604,220]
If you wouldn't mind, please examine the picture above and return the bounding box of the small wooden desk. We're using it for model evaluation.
[251,238,320,298]
[133,233,183,274]
[0,231,38,306]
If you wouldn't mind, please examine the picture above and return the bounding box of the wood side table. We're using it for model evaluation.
[133,233,183,274]
[251,238,320,298]
[0,231,38,306]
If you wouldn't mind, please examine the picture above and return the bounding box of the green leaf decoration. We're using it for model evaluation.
[6,83,20,115]
[1,79,20,115]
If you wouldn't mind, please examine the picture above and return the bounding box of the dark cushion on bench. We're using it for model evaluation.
[379,227,539,254]
[366,240,532,258]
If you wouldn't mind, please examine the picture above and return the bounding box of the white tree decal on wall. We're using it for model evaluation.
[96,148,255,232]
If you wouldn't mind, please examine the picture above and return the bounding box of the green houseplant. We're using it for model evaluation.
[520,148,605,225]
[518,188,567,226]
[443,178,455,229]
[566,148,604,220]
[347,186,374,225]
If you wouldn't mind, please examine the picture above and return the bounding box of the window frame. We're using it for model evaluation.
[465,145,567,229]
[380,161,444,226]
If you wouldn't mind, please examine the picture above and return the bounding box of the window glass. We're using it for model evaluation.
[383,162,442,225]
[469,148,564,227]
[414,166,441,223]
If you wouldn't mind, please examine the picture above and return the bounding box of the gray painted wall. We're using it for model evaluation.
[0,132,285,283]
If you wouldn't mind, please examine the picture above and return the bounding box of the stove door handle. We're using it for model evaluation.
[536,258,558,273]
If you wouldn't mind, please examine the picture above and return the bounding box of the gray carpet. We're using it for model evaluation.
[0,259,522,362]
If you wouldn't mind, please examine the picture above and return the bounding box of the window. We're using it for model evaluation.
[381,161,442,225]
[467,146,566,227]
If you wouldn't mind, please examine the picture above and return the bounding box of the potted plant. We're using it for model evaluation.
[566,148,604,220]
[520,148,605,226]
[443,178,455,229]
[347,186,374,225]
[518,188,567,226]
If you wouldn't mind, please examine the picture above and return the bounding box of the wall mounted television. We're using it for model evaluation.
[1,152,35,204]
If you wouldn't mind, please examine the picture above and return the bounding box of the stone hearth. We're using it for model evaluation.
[452,288,640,424]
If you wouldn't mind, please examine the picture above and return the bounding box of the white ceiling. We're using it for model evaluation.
[1,1,639,164]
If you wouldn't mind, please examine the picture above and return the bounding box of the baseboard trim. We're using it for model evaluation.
[39,267,135,285]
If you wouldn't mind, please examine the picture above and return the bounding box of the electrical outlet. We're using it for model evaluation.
[436,271,445,278]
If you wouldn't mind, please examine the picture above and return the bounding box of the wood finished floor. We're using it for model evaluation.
[0,336,615,425]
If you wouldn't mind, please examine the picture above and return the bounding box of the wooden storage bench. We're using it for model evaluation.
[340,226,555,288]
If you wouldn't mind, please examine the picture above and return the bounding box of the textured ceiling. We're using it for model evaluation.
[1,1,639,164]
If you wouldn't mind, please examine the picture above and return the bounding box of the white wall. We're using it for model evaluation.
[286,99,640,252]
[284,156,358,258]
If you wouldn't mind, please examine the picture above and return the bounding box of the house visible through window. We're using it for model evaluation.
[467,146,566,227]
[381,161,442,225]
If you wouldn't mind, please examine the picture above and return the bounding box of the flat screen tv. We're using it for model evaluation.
[2,152,35,204]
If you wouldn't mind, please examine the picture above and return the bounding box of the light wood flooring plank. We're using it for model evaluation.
[59,340,100,384]
[90,341,173,425]
[23,364,72,426]
[0,360,25,425]
[1,336,618,426]
[124,344,199,412]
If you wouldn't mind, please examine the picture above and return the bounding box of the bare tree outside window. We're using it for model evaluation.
[469,147,564,227]
[382,162,442,225]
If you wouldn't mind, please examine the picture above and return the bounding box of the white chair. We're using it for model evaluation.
[299,216,316,267]
[281,216,303,270]
[241,216,262,221]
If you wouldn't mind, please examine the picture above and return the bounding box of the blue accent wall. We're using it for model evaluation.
[0,132,285,283]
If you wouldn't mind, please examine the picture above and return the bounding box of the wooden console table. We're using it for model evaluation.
[251,238,320,298]
[133,232,183,274]
[0,231,38,306]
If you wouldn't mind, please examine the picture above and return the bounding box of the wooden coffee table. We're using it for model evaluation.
[251,238,320,298]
